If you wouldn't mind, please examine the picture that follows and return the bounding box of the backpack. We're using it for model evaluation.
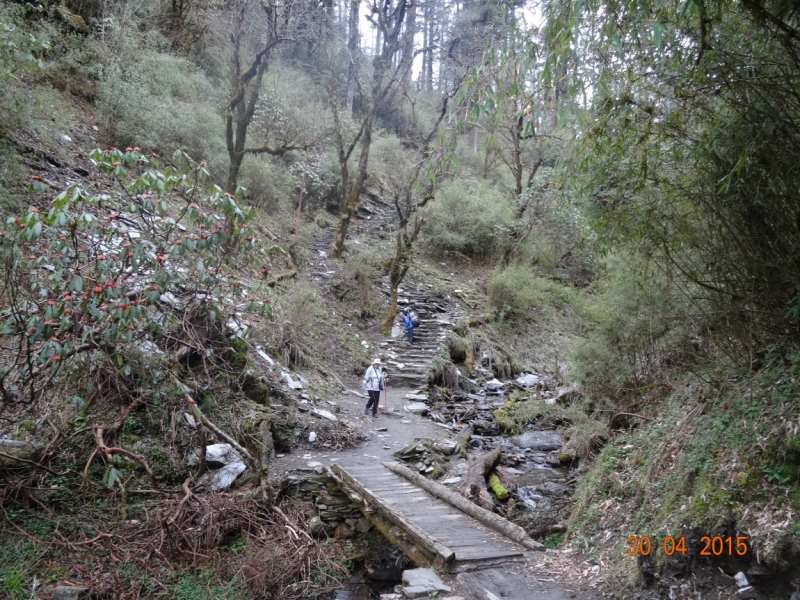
[408,309,421,328]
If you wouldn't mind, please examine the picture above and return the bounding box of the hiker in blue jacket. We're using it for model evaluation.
[402,308,414,344]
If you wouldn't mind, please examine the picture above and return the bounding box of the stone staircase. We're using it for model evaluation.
[379,284,459,388]
[310,194,460,388]
[309,193,395,260]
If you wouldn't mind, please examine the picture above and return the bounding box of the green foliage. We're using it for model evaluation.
[171,568,249,600]
[0,539,36,599]
[0,148,270,404]
[424,179,514,260]
[45,30,101,99]
[263,280,323,367]
[569,252,688,399]
[0,5,49,87]
[544,532,564,549]
[549,0,800,346]
[331,246,384,319]
[487,265,570,320]
[97,39,225,164]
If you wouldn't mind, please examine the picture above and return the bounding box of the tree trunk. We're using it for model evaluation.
[457,448,501,511]
[401,0,416,90]
[346,0,360,115]
[420,14,427,90]
[0,439,44,468]
[426,10,435,90]
[331,0,408,259]
[330,112,373,259]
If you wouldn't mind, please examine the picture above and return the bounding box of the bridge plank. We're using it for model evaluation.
[332,463,456,565]
[334,462,531,570]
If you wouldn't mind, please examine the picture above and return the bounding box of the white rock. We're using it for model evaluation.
[734,572,749,587]
[441,477,462,484]
[401,568,451,597]
[309,432,317,443]
[516,373,541,388]
[404,402,429,414]
[282,371,303,390]
[310,407,337,422]
[197,462,246,491]
[188,443,243,467]
[483,378,505,390]
[405,393,428,401]
[256,346,275,365]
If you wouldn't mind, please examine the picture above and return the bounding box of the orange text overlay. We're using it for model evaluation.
[626,535,749,557]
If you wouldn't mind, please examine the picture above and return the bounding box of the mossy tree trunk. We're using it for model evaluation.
[330,0,408,259]
[380,89,461,331]
[223,0,306,247]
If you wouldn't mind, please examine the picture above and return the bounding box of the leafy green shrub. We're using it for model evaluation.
[97,45,225,166]
[263,280,324,367]
[424,179,514,260]
[569,252,688,399]
[331,246,384,319]
[487,265,569,319]
[0,148,270,410]
[46,30,101,99]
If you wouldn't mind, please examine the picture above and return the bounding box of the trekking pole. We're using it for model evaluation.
[383,378,389,412]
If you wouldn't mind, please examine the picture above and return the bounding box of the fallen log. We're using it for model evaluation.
[0,439,44,468]
[383,461,544,552]
[527,524,567,539]
[457,448,500,511]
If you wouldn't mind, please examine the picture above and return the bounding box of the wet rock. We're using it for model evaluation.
[471,419,492,433]
[540,481,571,496]
[515,374,541,388]
[554,388,582,405]
[433,440,457,455]
[401,568,451,598]
[509,431,565,451]
[507,468,565,487]
[405,402,429,415]
[483,378,505,391]
[309,516,335,538]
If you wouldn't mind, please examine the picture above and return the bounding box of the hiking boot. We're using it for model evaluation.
[372,413,378,418]
[364,409,369,415]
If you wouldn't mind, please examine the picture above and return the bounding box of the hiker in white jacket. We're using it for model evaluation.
[363,358,386,418]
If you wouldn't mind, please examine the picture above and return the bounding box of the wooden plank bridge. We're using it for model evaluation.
[331,461,543,572]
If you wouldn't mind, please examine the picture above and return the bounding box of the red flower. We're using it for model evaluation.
[31,176,44,182]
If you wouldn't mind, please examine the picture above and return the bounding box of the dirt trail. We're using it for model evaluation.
[269,196,605,600]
